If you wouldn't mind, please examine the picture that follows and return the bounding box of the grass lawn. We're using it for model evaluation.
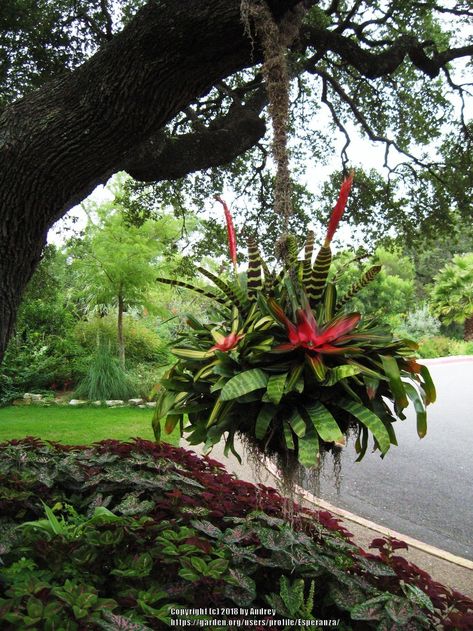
[0,405,180,446]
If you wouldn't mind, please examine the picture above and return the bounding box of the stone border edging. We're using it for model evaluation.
[264,461,473,571]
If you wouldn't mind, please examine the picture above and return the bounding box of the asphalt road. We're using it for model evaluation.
[300,359,473,560]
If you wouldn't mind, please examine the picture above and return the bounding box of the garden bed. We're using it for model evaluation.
[0,438,472,629]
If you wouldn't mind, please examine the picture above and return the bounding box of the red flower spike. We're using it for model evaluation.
[325,172,354,245]
[214,195,237,269]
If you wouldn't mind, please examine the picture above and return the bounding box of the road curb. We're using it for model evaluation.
[265,461,473,571]
[420,355,473,365]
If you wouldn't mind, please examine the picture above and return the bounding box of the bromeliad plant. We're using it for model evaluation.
[154,176,436,467]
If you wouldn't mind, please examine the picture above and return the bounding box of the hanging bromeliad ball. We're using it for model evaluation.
[153,176,436,467]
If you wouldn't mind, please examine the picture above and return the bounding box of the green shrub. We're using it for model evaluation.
[0,336,85,405]
[0,373,21,407]
[127,363,168,400]
[74,315,171,365]
[396,305,441,341]
[417,336,473,358]
[74,345,135,401]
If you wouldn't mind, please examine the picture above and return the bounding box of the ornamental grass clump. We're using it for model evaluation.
[154,176,436,468]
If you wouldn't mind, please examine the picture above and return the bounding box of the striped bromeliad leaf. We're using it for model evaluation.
[403,382,427,438]
[251,315,274,331]
[186,314,207,330]
[168,402,210,415]
[246,338,274,353]
[197,266,244,310]
[164,414,181,435]
[332,249,369,283]
[341,330,394,345]
[303,402,344,443]
[281,234,299,268]
[247,237,264,298]
[193,361,218,382]
[224,429,242,464]
[420,365,436,404]
[305,175,353,305]
[302,230,315,288]
[287,407,306,438]
[298,430,319,467]
[171,348,214,361]
[337,399,391,455]
[354,426,369,462]
[156,276,227,306]
[322,283,337,321]
[336,265,382,310]
[363,375,380,399]
[345,359,386,380]
[261,257,275,286]
[152,389,178,441]
[283,422,295,450]
[370,399,399,448]
[305,354,327,381]
[285,363,304,393]
[210,377,226,393]
[220,368,268,401]
[381,355,409,409]
[204,415,235,453]
[153,389,178,420]
[266,373,287,405]
[207,399,234,428]
[309,245,331,304]
[255,404,277,440]
[324,364,363,386]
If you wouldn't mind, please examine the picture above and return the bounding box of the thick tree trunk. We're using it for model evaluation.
[0,0,299,363]
[464,315,473,341]
[117,293,125,369]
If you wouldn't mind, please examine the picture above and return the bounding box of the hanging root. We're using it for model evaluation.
[240,1,306,224]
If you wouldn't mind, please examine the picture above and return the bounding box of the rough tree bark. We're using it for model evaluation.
[0,0,300,363]
[464,315,473,342]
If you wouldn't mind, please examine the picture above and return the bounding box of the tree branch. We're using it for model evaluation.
[122,88,268,182]
[313,68,447,185]
[302,24,473,79]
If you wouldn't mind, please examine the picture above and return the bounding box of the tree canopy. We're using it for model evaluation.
[67,182,195,366]
[430,252,473,340]
[0,0,472,361]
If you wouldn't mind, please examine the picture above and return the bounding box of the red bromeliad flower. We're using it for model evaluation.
[210,331,243,352]
[269,299,361,354]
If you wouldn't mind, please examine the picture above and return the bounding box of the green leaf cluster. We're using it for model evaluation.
[155,230,436,467]
[0,439,452,630]
[430,253,473,327]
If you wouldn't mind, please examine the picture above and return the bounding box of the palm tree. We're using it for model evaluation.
[430,253,473,341]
